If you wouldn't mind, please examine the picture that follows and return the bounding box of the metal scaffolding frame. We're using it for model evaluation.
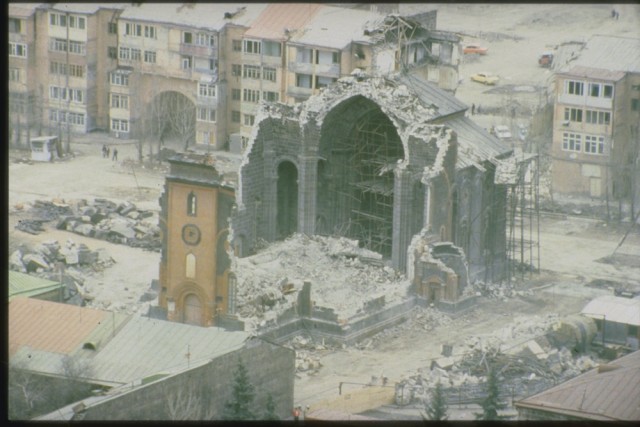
[506,152,541,283]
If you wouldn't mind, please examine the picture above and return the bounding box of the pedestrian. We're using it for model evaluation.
[106,147,110,159]
[102,144,107,158]
[611,9,616,19]
[615,11,619,20]
[292,406,300,421]
[112,148,118,161]
[471,103,476,115]
[477,104,482,114]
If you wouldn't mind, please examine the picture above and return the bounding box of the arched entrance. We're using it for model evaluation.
[277,161,298,239]
[183,293,202,325]
[143,91,196,151]
[318,96,404,257]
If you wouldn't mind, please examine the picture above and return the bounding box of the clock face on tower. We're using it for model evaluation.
[182,224,201,245]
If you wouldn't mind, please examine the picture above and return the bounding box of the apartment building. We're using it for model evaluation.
[9,3,460,154]
[551,35,640,214]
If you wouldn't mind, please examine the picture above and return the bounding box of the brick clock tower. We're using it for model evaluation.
[158,153,236,326]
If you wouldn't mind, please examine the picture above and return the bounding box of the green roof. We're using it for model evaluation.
[9,271,64,300]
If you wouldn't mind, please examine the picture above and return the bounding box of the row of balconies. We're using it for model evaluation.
[288,61,340,76]
[557,93,613,110]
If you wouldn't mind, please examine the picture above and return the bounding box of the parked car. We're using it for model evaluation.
[538,51,554,67]
[494,125,513,141]
[463,44,489,55]
[470,72,499,85]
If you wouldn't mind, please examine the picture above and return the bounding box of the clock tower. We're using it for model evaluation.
[158,153,235,326]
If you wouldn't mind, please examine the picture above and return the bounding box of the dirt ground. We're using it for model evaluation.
[8,2,640,420]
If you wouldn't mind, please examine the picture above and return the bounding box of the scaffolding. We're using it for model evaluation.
[329,110,403,257]
[505,152,541,283]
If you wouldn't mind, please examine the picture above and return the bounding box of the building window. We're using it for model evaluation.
[296,73,312,88]
[244,114,255,126]
[232,110,241,123]
[9,68,20,82]
[585,110,611,125]
[110,72,129,86]
[315,76,337,89]
[197,107,216,122]
[263,91,279,102]
[231,64,241,76]
[9,42,27,58]
[68,40,85,55]
[243,39,261,54]
[232,88,241,101]
[108,46,117,59]
[232,39,242,52]
[144,50,156,63]
[119,46,130,60]
[297,47,313,63]
[144,25,155,38]
[51,38,67,52]
[243,89,259,103]
[562,132,582,152]
[566,80,584,96]
[198,83,216,98]
[110,93,129,109]
[131,48,141,61]
[108,22,118,34]
[632,99,640,111]
[49,86,82,103]
[185,253,196,279]
[49,109,85,126]
[70,64,84,77]
[263,67,276,82]
[69,16,85,29]
[589,83,600,97]
[196,33,215,46]
[125,23,142,37]
[603,84,613,98]
[263,40,281,57]
[183,32,193,44]
[181,56,192,69]
[243,65,261,79]
[111,119,129,132]
[564,107,582,123]
[9,18,22,33]
[584,135,605,154]
[187,191,197,216]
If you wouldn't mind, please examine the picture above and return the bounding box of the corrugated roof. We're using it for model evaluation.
[399,74,468,120]
[119,3,267,31]
[581,295,640,326]
[572,35,640,74]
[561,65,626,82]
[79,315,248,385]
[290,5,381,49]
[516,350,640,421]
[9,271,64,300]
[9,298,109,356]
[244,3,323,41]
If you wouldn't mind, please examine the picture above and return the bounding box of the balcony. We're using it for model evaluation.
[288,62,314,74]
[315,63,340,76]
[179,44,216,58]
[286,85,313,99]
[558,93,613,110]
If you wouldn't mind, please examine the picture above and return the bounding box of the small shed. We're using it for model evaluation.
[581,295,640,349]
[9,271,65,302]
[30,135,62,162]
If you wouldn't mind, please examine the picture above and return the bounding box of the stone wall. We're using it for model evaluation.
[78,338,294,420]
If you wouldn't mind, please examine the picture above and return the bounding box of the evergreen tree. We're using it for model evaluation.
[424,381,448,420]
[222,358,256,420]
[263,393,279,420]
[476,366,506,420]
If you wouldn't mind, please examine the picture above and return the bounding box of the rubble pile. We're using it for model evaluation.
[9,239,116,304]
[285,335,336,375]
[232,233,411,330]
[14,198,161,251]
[466,281,535,300]
[394,313,603,406]
[368,307,454,347]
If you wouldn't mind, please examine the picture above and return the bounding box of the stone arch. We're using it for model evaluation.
[318,95,404,257]
[142,90,196,150]
[276,160,298,239]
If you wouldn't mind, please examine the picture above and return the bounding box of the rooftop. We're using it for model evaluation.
[9,271,64,300]
[244,3,323,41]
[8,3,43,18]
[561,65,626,82]
[572,34,640,74]
[581,295,640,326]
[516,350,640,421]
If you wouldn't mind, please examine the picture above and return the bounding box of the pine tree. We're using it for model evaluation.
[263,393,279,420]
[222,358,256,420]
[476,366,506,420]
[424,381,448,420]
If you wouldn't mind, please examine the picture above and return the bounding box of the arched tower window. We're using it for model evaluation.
[227,273,236,314]
[187,191,197,216]
[186,253,196,278]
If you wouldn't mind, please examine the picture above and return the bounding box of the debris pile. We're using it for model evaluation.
[466,281,535,300]
[394,313,604,407]
[232,234,412,331]
[285,335,335,375]
[14,198,161,251]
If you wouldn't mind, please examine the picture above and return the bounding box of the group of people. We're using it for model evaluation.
[611,9,620,20]
[102,144,118,161]
[292,405,309,421]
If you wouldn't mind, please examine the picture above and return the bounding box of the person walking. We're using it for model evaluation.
[102,144,107,158]
[112,148,118,161]
[106,147,110,159]
[471,103,476,115]
[292,406,300,421]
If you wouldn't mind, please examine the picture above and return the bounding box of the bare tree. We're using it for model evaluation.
[162,380,215,420]
[8,360,50,419]
[164,92,196,151]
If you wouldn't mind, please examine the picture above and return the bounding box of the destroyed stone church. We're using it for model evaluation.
[158,73,516,331]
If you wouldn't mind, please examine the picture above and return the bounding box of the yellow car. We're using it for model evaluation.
[470,72,499,85]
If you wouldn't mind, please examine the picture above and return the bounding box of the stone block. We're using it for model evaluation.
[126,211,140,220]
[23,254,50,272]
[110,223,136,239]
[75,223,94,236]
